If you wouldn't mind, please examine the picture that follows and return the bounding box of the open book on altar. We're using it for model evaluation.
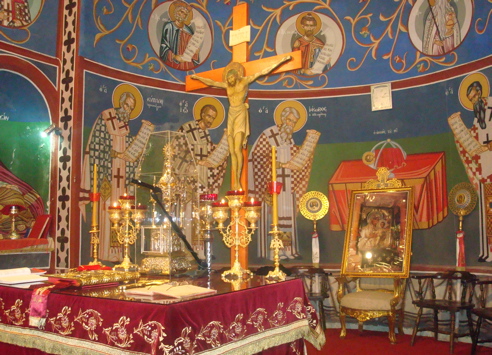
[125,284,217,300]
[0,267,47,284]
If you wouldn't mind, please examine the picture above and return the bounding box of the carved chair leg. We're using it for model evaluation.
[411,307,423,346]
[434,309,439,340]
[358,321,364,333]
[388,315,397,344]
[466,309,474,339]
[472,315,483,355]
[397,308,404,335]
[449,312,456,354]
[339,310,346,338]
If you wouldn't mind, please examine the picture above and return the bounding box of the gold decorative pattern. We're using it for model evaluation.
[5,299,26,325]
[103,316,134,348]
[269,302,287,327]
[224,314,247,341]
[0,288,324,354]
[197,320,224,348]
[300,191,329,221]
[74,309,103,341]
[44,269,140,287]
[134,320,166,355]
[449,182,478,216]
[247,308,268,332]
[364,167,402,189]
[49,306,75,335]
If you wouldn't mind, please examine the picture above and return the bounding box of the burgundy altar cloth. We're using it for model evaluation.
[0,275,325,355]
[328,152,447,230]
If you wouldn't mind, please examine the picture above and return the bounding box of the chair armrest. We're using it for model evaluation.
[410,274,435,280]
[390,278,406,308]
[475,280,492,307]
[336,276,358,303]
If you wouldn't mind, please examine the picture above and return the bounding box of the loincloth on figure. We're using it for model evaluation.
[227,103,250,148]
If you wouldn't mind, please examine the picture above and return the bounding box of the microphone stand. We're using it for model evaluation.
[131,179,206,270]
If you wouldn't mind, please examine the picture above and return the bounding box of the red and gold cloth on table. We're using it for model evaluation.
[328,152,447,230]
[0,238,49,251]
[0,278,325,355]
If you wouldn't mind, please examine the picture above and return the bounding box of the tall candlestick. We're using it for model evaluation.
[93,164,98,193]
[92,164,98,226]
[272,146,278,225]
[272,146,276,181]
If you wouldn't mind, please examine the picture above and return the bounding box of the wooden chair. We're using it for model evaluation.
[410,270,478,354]
[292,267,331,330]
[471,279,492,354]
[337,276,406,344]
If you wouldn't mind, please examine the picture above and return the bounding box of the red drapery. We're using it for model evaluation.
[0,277,325,355]
[328,152,447,231]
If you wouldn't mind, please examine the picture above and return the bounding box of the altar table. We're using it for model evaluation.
[328,152,447,230]
[0,274,325,354]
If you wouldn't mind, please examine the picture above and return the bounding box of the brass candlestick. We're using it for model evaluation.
[109,195,146,271]
[88,192,103,266]
[7,206,20,240]
[266,181,285,281]
[199,194,218,273]
[212,192,261,280]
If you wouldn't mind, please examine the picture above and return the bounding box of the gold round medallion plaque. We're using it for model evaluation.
[300,191,329,221]
[449,182,477,216]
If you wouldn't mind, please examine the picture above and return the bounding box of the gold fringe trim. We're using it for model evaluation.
[200,319,326,355]
[0,319,325,355]
[0,324,142,355]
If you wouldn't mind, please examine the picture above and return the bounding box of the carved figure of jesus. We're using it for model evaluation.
[191,55,292,190]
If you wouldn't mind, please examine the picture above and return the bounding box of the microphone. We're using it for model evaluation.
[130,178,206,270]
[131,179,161,193]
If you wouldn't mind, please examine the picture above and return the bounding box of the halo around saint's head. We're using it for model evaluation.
[193,97,225,129]
[223,62,245,82]
[459,72,490,111]
[274,100,307,132]
[112,83,143,120]
[296,12,322,35]
[169,0,193,25]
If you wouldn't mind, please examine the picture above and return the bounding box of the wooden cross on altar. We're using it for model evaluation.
[185,3,301,269]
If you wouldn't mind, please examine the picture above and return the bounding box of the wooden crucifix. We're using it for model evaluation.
[185,3,301,270]
[186,3,301,191]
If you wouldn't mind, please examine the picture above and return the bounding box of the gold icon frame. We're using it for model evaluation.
[341,186,414,278]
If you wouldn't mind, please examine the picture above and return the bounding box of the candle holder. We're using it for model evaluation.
[199,194,218,273]
[7,205,21,240]
[109,195,146,271]
[266,181,286,281]
[212,191,261,280]
[88,192,103,266]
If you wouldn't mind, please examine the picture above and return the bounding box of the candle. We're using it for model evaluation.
[135,203,147,210]
[91,164,98,226]
[108,203,121,210]
[226,190,245,196]
[93,164,98,194]
[272,146,278,225]
[212,199,228,207]
[272,146,277,181]
[244,197,261,207]
[200,194,218,201]
[119,194,135,200]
